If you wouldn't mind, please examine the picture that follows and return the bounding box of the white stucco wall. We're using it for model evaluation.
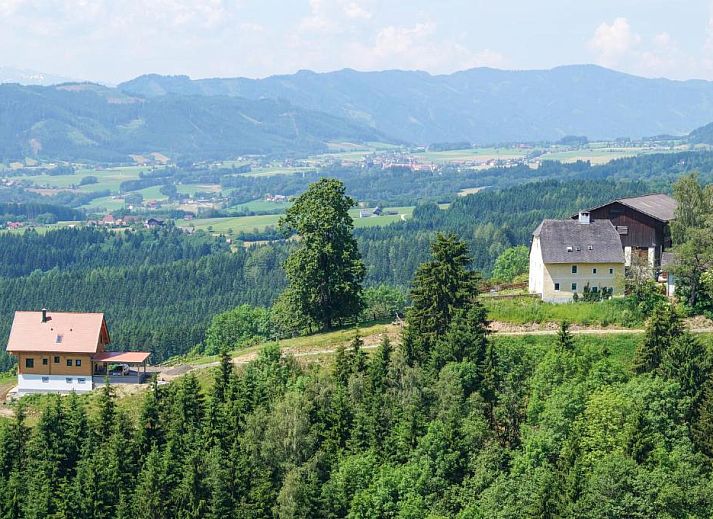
[17,374,93,395]
[529,237,544,295]
[541,262,624,303]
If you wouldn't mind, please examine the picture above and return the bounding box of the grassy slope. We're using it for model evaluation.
[482,297,641,327]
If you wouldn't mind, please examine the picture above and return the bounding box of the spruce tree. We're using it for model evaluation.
[432,302,489,371]
[349,331,368,375]
[557,321,576,353]
[692,384,713,457]
[633,303,684,374]
[133,447,165,519]
[137,376,164,459]
[404,233,480,365]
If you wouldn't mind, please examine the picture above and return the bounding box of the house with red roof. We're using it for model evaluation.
[6,309,150,395]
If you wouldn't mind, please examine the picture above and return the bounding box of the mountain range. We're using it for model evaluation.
[5,64,713,163]
[119,65,713,144]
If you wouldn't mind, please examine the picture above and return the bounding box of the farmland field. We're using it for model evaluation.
[242,166,316,178]
[177,206,416,236]
[4,166,145,193]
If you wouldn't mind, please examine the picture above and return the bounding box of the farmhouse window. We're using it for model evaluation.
[42,358,48,366]
[54,356,60,363]
[571,265,578,274]
[25,358,34,369]
[609,268,614,275]
[75,360,81,367]
[67,359,72,367]
[571,283,577,291]
[554,283,560,291]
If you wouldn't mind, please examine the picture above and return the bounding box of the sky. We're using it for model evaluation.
[0,0,711,84]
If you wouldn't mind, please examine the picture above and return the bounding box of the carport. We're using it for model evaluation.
[92,351,151,384]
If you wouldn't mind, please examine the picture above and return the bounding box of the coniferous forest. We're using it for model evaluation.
[1,234,713,518]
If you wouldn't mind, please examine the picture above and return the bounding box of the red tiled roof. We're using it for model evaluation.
[6,311,108,353]
[92,351,150,364]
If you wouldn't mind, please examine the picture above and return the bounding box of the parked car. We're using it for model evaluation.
[109,364,131,376]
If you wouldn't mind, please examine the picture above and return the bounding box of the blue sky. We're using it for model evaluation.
[0,0,709,83]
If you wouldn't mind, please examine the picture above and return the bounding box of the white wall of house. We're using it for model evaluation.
[17,374,93,395]
[528,237,544,295]
[541,262,624,303]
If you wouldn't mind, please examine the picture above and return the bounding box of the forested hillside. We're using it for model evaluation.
[0,83,385,162]
[2,236,713,517]
[0,228,287,369]
[120,65,713,143]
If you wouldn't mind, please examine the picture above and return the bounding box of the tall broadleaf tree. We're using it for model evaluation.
[277,178,366,330]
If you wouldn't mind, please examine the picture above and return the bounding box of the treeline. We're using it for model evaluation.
[0,202,84,222]
[2,237,713,517]
[0,227,226,278]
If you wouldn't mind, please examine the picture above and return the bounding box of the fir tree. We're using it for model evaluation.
[404,233,480,365]
[133,447,165,519]
[633,303,684,374]
[557,321,576,353]
[692,384,713,457]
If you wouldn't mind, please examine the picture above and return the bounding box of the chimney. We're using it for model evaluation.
[41,308,48,323]
[578,211,591,224]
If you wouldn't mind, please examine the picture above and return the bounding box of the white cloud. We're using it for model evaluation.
[588,17,641,67]
[344,2,371,20]
[373,22,436,57]
[585,18,708,80]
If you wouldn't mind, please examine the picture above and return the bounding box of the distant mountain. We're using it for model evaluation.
[687,121,713,145]
[0,66,75,86]
[0,83,386,162]
[120,65,713,144]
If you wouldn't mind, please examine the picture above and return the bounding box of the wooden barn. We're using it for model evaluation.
[574,193,677,269]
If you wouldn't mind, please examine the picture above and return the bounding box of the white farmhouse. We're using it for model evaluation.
[529,213,625,302]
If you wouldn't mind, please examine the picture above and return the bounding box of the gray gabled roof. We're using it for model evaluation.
[584,193,677,222]
[534,219,625,264]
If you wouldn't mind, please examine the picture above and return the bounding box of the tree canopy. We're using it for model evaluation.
[277,178,365,330]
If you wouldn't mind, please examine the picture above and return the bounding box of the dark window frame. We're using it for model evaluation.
[66,359,73,367]
[75,359,82,367]
[571,265,578,274]
[25,358,34,369]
